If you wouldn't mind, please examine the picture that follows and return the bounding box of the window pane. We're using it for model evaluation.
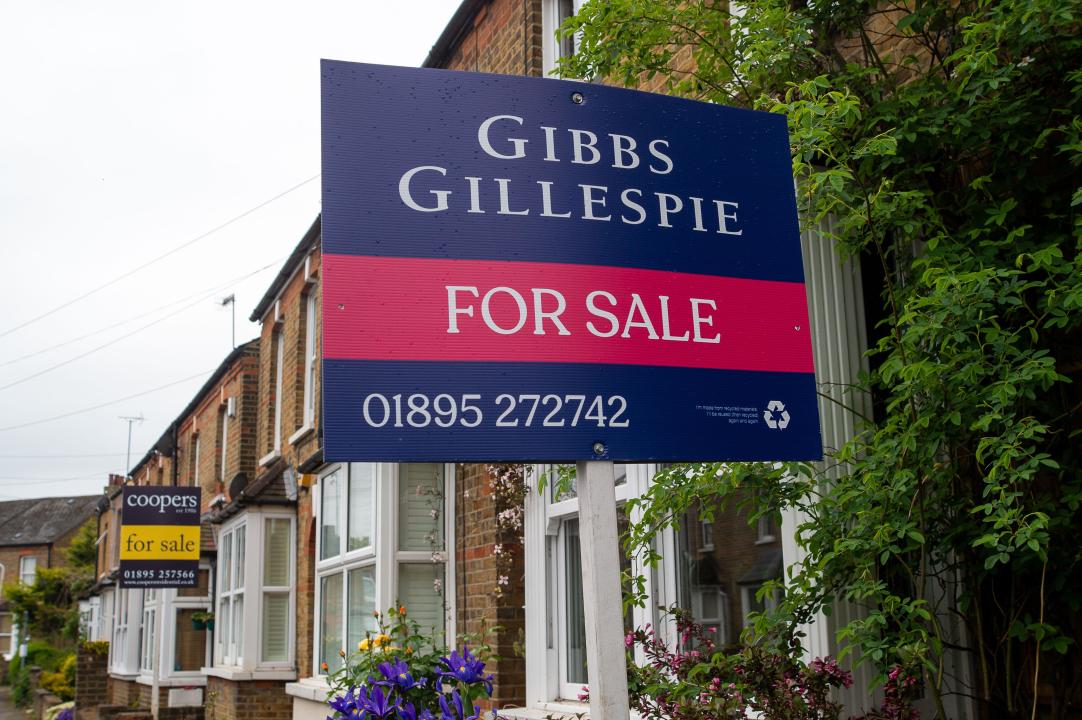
[220,533,233,592]
[262,594,289,663]
[348,464,374,552]
[232,596,244,661]
[564,519,587,684]
[234,527,246,590]
[320,573,344,673]
[399,463,443,551]
[218,598,230,659]
[346,566,377,651]
[264,518,291,586]
[0,613,12,635]
[178,569,210,598]
[321,472,342,560]
[398,564,444,637]
[174,609,207,672]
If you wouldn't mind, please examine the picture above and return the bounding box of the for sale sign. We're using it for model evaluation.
[320,60,821,462]
[119,486,200,587]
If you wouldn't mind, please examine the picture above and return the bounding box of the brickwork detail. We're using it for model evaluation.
[205,677,292,720]
[75,642,110,720]
[454,465,526,708]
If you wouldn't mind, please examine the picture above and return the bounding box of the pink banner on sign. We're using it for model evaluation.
[323,255,814,373]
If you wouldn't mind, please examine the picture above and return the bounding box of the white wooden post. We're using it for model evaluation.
[576,461,631,720]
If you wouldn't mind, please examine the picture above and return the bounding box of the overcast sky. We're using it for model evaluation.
[0,1,462,500]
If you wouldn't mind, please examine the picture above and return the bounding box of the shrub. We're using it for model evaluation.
[41,654,76,701]
[585,609,915,720]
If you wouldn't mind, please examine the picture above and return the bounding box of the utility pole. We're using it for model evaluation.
[220,294,236,349]
[119,414,143,479]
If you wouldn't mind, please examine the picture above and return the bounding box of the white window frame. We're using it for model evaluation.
[212,510,297,674]
[273,330,285,452]
[756,513,777,544]
[699,519,715,552]
[0,611,15,661]
[302,292,318,430]
[19,556,37,585]
[111,587,142,677]
[162,563,213,680]
[312,462,455,678]
[541,0,585,77]
[219,408,230,482]
[140,590,158,673]
[691,585,730,646]
[192,434,201,488]
[215,519,246,667]
[525,463,665,705]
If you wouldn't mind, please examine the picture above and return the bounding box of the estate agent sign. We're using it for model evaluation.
[119,486,200,588]
[320,60,821,462]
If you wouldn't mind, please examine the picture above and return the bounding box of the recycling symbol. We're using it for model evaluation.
[763,400,790,430]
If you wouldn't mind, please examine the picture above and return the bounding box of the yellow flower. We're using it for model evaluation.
[373,633,391,647]
[359,639,370,651]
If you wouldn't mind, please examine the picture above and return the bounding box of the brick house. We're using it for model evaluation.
[0,495,99,662]
[87,341,260,712]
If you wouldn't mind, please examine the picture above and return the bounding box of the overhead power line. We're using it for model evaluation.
[0,369,213,433]
[0,470,118,486]
[0,257,282,369]
[0,257,282,391]
[0,173,320,340]
[0,452,128,459]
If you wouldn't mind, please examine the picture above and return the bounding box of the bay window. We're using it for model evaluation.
[315,463,453,675]
[213,510,296,674]
[526,463,689,707]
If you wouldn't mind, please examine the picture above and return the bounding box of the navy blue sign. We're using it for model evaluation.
[321,60,821,462]
[119,486,201,588]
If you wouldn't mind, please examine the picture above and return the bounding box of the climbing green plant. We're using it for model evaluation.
[559,1,1082,717]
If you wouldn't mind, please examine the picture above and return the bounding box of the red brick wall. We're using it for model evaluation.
[436,0,543,77]
[205,677,292,720]
[454,465,526,708]
[251,246,322,680]
[170,346,261,508]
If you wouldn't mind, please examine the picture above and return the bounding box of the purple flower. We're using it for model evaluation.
[379,658,426,691]
[358,686,401,719]
[329,688,365,719]
[439,646,493,695]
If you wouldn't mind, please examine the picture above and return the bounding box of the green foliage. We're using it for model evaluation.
[40,654,76,701]
[561,0,1081,716]
[64,520,99,571]
[6,641,67,706]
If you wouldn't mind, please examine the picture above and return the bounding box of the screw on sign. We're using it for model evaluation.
[764,400,790,430]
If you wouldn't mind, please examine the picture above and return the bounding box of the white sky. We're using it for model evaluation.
[0,0,462,500]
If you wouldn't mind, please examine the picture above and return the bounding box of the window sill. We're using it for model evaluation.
[285,677,331,703]
[288,425,315,446]
[109,671,140,681]
[202,666,297,681]
[755,536,777,545]
[135,674,207,687]
[259,450,282,468]
[500,703,590,720]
